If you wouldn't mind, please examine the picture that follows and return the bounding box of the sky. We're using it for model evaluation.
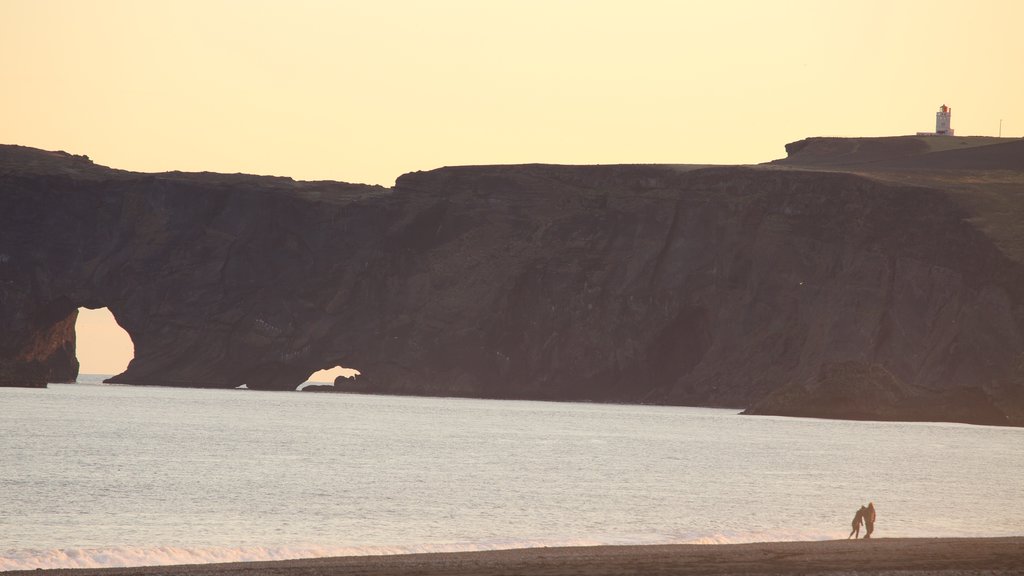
[4,0,1023,377]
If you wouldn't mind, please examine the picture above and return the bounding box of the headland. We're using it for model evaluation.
[2,136,1023,426]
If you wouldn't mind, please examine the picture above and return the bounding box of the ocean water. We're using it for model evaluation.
[2,378,1023,571]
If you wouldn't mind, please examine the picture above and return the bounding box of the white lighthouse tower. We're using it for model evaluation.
[935,104,953,135]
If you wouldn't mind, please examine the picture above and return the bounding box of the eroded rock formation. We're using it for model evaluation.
[2,139,1022,425]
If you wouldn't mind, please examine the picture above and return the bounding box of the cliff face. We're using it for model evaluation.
[2,141,1022,426]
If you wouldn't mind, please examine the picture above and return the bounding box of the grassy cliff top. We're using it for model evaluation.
[772,135,1024,263]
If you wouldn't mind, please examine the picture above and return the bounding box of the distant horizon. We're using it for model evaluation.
[73,371,349,384]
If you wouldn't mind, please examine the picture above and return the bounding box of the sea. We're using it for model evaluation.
[2,376,1023,571]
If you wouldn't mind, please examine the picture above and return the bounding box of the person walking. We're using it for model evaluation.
[864,502,877,538]
[848,505,866,539]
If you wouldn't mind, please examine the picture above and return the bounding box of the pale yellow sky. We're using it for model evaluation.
[4,1,1022,377]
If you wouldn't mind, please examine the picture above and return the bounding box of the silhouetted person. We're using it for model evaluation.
[848,505,866,539]
[864,502,876,538]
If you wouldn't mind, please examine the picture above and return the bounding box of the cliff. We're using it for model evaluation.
[2,138,1023,426]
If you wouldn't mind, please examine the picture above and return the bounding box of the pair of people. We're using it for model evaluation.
[848,502,876,539]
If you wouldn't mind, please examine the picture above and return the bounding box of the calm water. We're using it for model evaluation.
[2,379,1023,570]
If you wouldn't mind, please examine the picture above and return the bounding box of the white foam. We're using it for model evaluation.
[0,530,845,572]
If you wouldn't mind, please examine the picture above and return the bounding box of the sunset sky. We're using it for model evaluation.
[4,0,1023,377]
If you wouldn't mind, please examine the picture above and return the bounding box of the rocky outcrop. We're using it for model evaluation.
[744,361,1018,426]
[2,142,1022,425]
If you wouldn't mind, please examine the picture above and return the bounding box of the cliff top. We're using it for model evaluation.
[0,144,117,179]
[0,144,385,203]
[774,135,1023,171]
[4,137,1023,261]
[771,136,1024,262]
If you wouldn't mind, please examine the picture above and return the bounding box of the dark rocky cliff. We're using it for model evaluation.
[2,139,1023,425]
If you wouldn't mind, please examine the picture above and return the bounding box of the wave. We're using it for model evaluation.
[0,530,844,571]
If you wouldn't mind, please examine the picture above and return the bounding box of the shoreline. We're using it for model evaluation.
[8,537,1024,576]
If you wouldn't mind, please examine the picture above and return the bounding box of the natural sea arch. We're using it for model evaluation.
[307,366,360,383]
[75,307,134,378]
[75,307,358,388]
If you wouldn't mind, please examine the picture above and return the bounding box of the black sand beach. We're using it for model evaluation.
[11,537,1024,576]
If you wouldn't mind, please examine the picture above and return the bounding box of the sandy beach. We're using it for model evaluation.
[9,537,1023,576]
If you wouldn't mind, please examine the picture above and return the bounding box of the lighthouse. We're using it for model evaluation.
[935,104,954,135]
